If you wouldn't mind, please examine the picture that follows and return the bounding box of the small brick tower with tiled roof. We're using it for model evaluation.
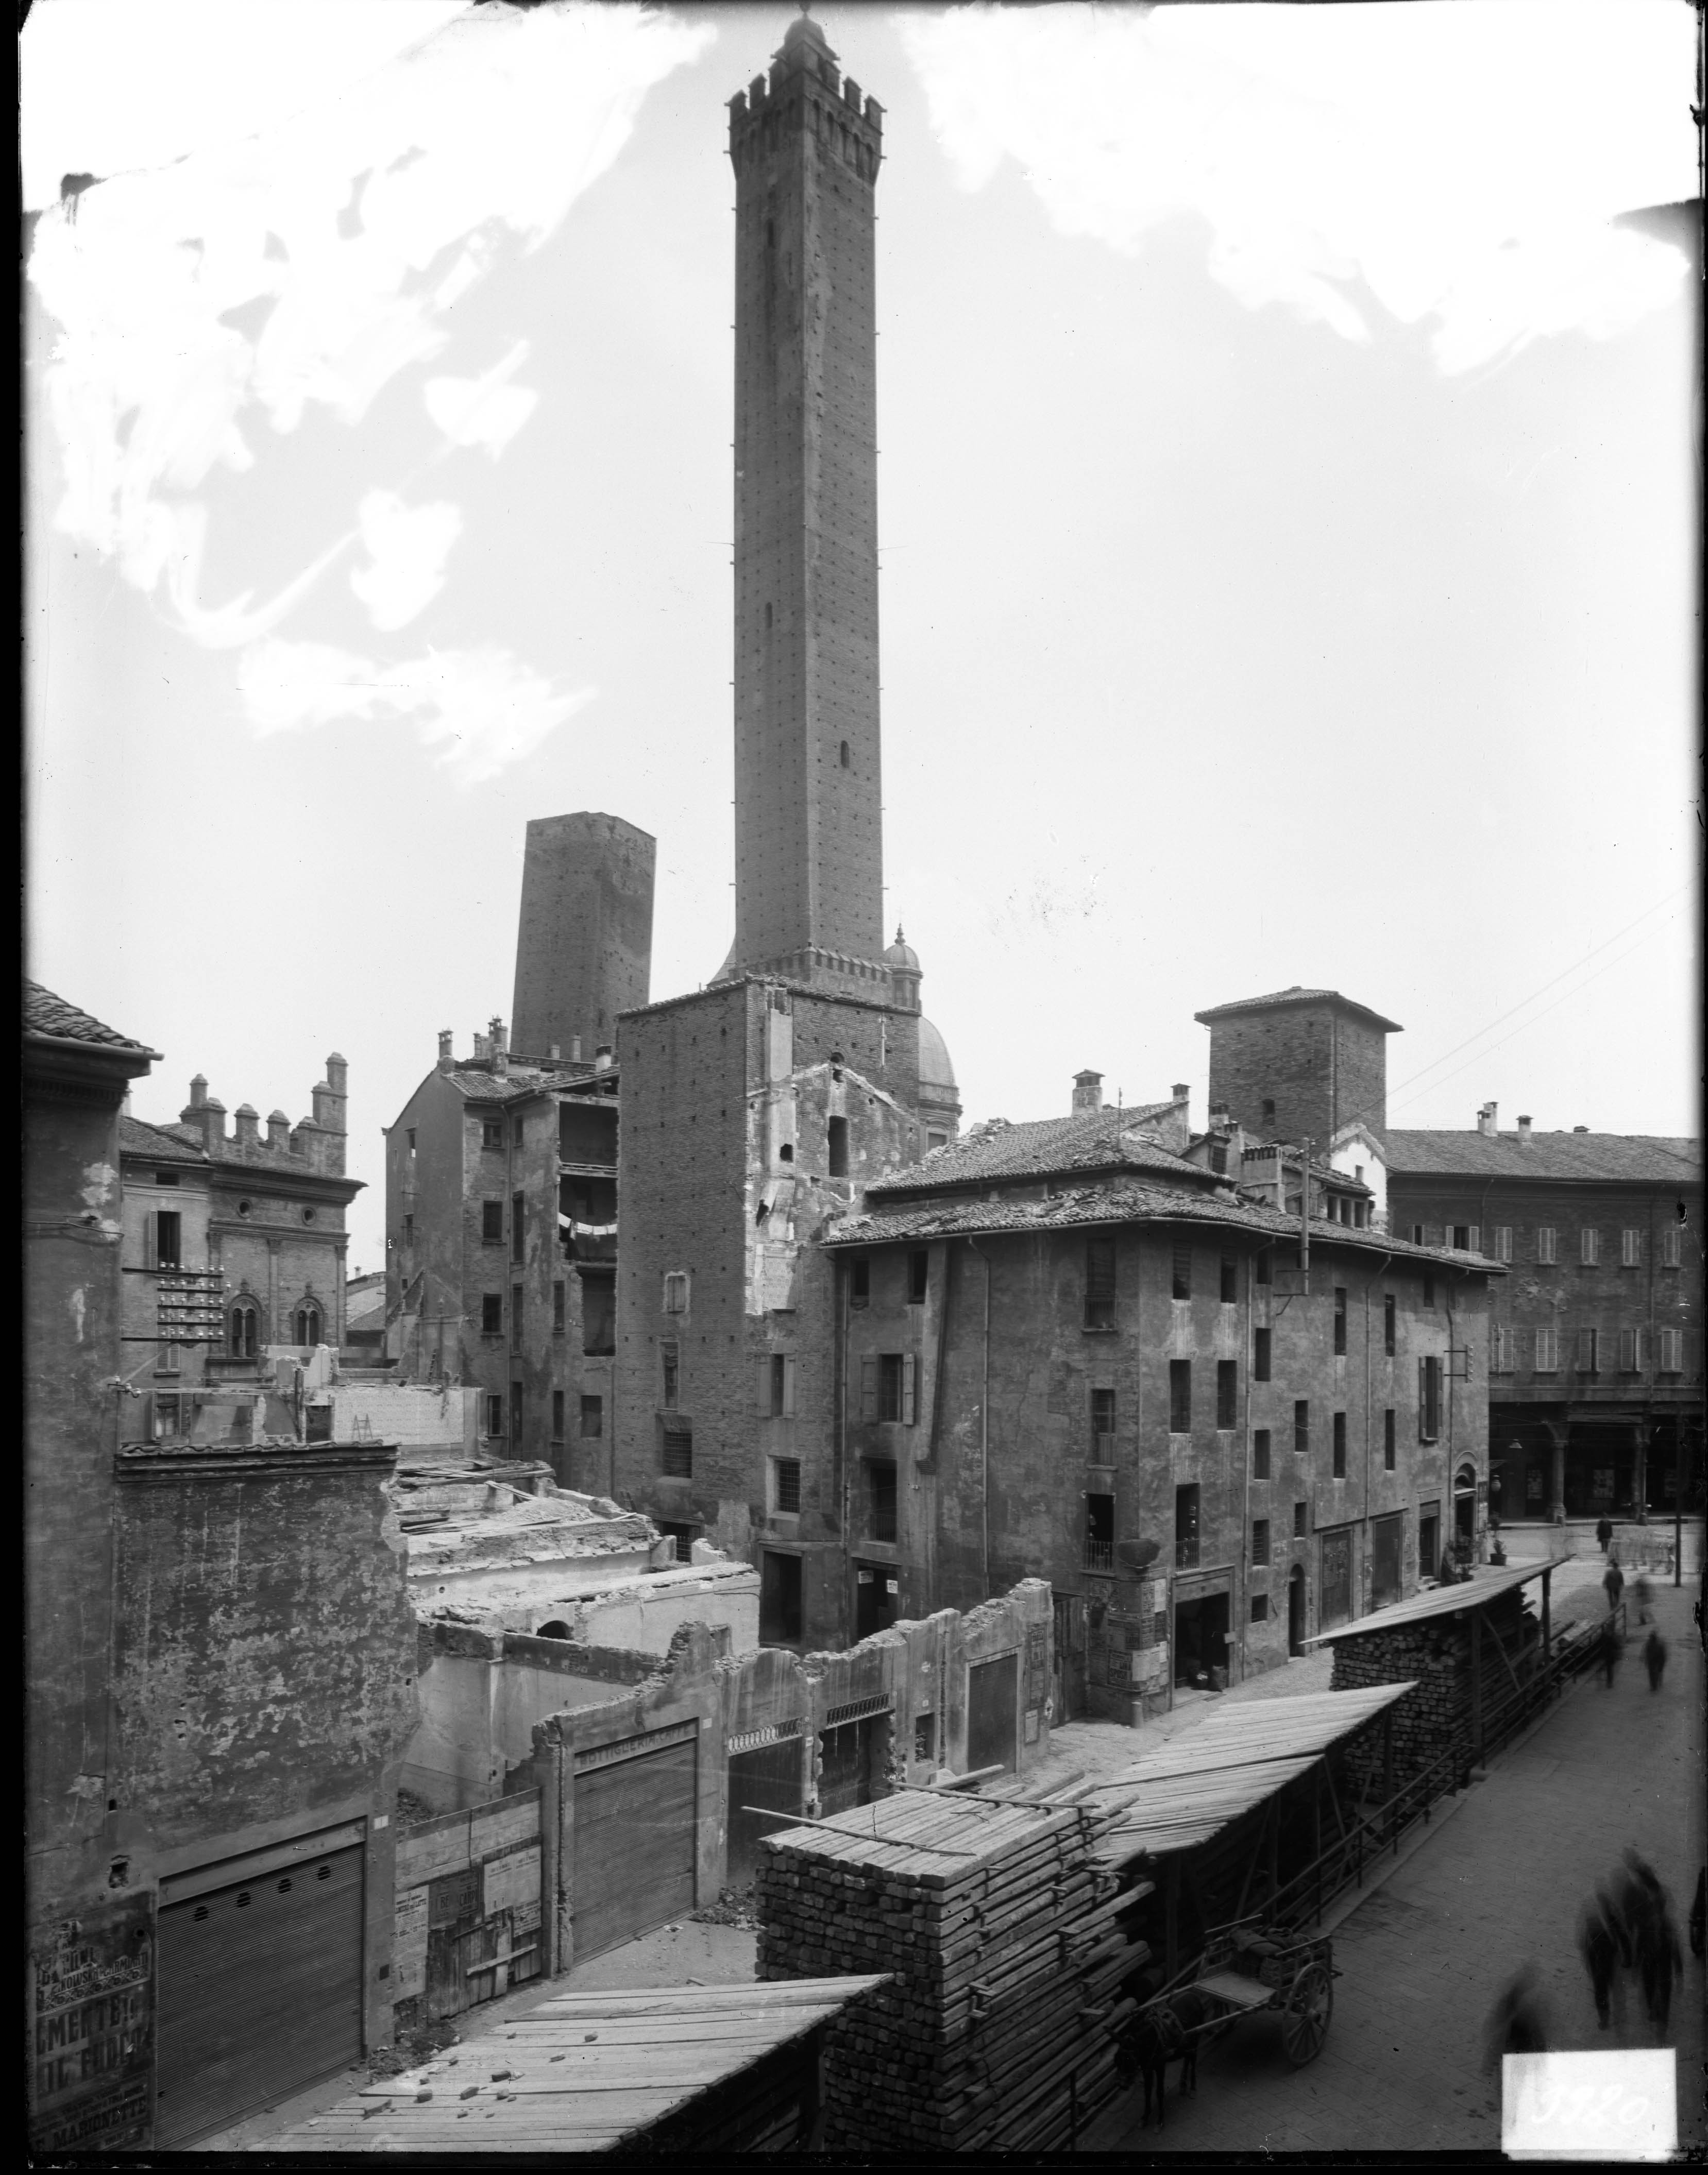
[1195,984,1402,1149]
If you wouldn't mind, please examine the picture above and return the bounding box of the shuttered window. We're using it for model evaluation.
[661,1422,693,1476]
[1661,1226,1682,1268]
[1621,1229,1642,1267]
[1536,1227,1556,1264]
[1576,1328,1599,1374]
[1659,1328,1683,1373]
[1254,1327,1272,1382]
[864,1353,916,1424]
[1494,1227,1512,1262]
[1418,1356,1442,1440]
[1091,1387,1116,1459]
[1084,1238,1117,1329]
[1492,1327,1512,1372]
[1618,1329,1645,1373]
[1534,1328,1558,1373]
[1580,1228,1600,1267]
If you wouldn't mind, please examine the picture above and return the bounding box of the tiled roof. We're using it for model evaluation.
[1385,1130,1702,1184]
[445,1062,612,1104]
[868,1101,1202,1201]
[1194,985,1403,1033]
[827,1177,1505,1269]
[119,1114,208,1163]
[24,981,157,1054]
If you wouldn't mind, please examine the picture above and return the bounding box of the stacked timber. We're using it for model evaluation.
[1329,1626,1470,1786]
[754,1787,1153,2152]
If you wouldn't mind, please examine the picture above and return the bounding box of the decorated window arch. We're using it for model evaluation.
[229,1296,261,1358]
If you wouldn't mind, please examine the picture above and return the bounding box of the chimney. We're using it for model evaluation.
[548,1043,560,1061]
[1209,1100,1231,1129]
[1573,1125,1589,1134]
[187,1075,208,1109]
[571,1035,583,1062]
[437,1029,455,1073]
[234,1102,260,1149]
[312,1057,348,1174]
[1072,1069,1103,1114]
[197,1097,227,1151]
[594,1044,613,1074]
[473,1033,491,1063]
[1477,1101,1498,1137]
[266,1109,290,1150]
[1517,1115,1532,1141]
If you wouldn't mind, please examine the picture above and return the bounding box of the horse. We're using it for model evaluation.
[1117,1988,1216,2129]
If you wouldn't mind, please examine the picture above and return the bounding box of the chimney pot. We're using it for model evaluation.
[437,1030,455,1073]
[1517,1115,1532,1140]
[1573,1125,1589,1134]
[571,1036,583,1062]
[1172,1083,1190,1101]
[1072,1069,1103,1114]
[594,1045,613,1074]
[549,1043,560,1061]
[188,1075,208,1108]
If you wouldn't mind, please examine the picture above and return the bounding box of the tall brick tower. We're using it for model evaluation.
[718,11,888,997]
[511,811,656,1062]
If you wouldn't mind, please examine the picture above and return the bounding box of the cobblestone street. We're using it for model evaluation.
[1084,1576,1705,2156]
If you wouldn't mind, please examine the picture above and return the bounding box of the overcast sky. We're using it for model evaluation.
[24,0,1700,1273]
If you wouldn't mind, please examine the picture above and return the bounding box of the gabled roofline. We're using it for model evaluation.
[1194,988,1403,1034]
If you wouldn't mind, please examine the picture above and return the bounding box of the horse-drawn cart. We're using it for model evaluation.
[1182,1922,1338,2065]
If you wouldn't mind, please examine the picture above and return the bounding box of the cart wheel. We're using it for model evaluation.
[1279,1964,1332,2066]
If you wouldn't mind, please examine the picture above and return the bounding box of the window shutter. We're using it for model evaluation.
[1659,1328,1680,1373]
[859,1355,878,1423]
[1468,1227,1481,1256]
[1577,1328,1597,1372]
[782,1355,796,1419]
[1661,1226,1681,1268]
[757,1357,772,1415]
[142,1215,156,1270]
[1417,1356,1427,1438]
[1619,1328,1636,1372]
[902,1353,917,1425]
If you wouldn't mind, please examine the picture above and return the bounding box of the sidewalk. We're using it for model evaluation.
[1082,1578,1705,2155]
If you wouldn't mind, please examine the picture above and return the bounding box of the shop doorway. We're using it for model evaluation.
[1319,1528,1353,1630]
[1371,1513,1403,1611]
[1287,1566,1307,1656]
[854,1563,897,1641]
[1453,1464,1478,1553]
[967,1655,1018,1775]
[1173,1590,1230,1689]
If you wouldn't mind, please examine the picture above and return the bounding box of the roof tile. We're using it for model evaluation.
[1385,1129,1701,1184]
[25,981,156,1053]
[869,1100,1203,1200]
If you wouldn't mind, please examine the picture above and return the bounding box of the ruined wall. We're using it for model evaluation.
[528,1580,1053,1970]
[111,1443,418,1845]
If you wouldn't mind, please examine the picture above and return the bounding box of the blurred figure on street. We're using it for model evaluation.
[1602,1556,1625,1613]
[1689,1869,1704,1961]
[1636,1889,1683,2035]
[1577,1894,1621,2029]
[1632,1573,1652,1625]
[1597,1619,1622,1689]
[1643,1628,1667,1691]
[1483,1965,1549,2073]
[1596,1513,1614,1553]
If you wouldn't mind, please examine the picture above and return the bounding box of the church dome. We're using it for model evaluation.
[884,926,920,973]
[918,1016,956,1093]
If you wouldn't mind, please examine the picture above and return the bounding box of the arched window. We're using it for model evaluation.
[229,1300,260,1359]
[536,1620,571,1641]
[295,1304,323,1347]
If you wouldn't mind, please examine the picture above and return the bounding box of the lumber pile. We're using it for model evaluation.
[755,1787,1153,2151]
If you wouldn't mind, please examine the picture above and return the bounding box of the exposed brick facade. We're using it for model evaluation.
[725,16,887,985]
[1197,989,1397,1149]
[612,976,929,1645]
[828,1175,1493,1724]
[386,1040,621,1483]
[510,811,655,1065]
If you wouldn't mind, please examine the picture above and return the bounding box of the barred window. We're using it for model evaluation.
[773,1457,802,1515]
[1250,1518,1271,1567]
[662,1421,694,1476]
[1294,1399,1309,1456]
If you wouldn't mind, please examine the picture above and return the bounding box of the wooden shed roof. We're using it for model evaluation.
[1300,1560,1555,1646]
[275,1977,888,2154]
[1085,1682,1415,1863]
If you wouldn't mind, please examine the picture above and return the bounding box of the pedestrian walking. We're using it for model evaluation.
[1483,1964,1549,2072]
[1636,1893,1683,2035]
[1596,1514,1614,1553]
[1602,1557,1625,1613]
[1643,1629,1667,1691]
[1597,1619,1622,1688]
[1577,1896,1620,2028]
[1632,1574,1653,1625]
[1689,1869,1705,1961]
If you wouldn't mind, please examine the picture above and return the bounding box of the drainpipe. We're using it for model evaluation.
[1365,1252,1393,1593]
[1239,1245,1252,1683]
[967,1238,992,1598]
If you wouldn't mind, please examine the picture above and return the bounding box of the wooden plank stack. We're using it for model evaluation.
[755,1787,1153,2152]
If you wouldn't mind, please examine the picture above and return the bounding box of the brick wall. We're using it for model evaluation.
[1206,1001,1390,1148]
[510,813,655,1063]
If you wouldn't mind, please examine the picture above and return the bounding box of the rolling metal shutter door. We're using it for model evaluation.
[155,1843,363,2147]
[573,1737,697,1961]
